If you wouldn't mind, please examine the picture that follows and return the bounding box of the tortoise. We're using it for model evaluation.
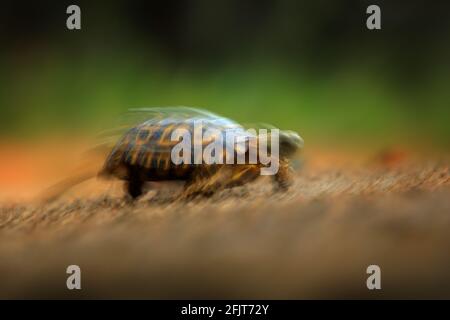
[98,107,304,199]
[42,107,303,201]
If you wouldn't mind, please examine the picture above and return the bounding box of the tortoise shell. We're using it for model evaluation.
[100,107,253,181]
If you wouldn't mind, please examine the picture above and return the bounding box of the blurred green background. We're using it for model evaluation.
[1,0,449,148]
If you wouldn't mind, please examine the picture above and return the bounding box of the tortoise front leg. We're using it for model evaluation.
[274,159,294,191]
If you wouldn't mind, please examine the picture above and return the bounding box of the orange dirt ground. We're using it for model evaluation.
[0,141,449,299]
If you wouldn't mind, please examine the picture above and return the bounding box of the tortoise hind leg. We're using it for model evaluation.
[126,166,144,199]
[126,178,144,199]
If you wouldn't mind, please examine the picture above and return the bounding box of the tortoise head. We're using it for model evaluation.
[256,129,303,159]
[279,130,304,158]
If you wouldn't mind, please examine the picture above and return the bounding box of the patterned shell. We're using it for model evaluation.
[101,107,254,178]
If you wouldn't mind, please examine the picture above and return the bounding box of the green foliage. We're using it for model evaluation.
[1,52,449,148]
